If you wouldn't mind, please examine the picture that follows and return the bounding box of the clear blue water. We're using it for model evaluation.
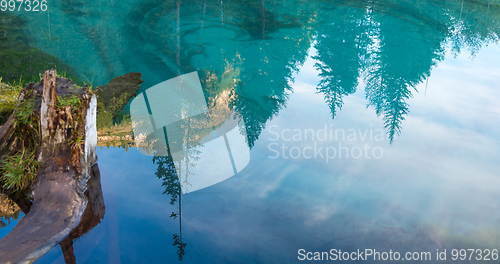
[0,213,23,240]
[1,0,500,263]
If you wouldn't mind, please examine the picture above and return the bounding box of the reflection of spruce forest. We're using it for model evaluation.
[2,0,498,144]
[0,0,498,261]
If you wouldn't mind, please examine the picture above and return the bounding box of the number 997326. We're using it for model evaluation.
[1,0,48,12]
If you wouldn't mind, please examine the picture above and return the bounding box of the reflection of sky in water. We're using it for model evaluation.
[37,44,500,263]
[0,214,24,240]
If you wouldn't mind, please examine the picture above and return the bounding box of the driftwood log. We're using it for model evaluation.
[0,70,102,263]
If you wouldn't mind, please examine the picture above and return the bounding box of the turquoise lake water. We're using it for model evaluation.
[1,0,500,263]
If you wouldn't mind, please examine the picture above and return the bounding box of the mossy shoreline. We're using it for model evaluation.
[0,80,38,197]
[0,76,92,198]
[0,80,23,125]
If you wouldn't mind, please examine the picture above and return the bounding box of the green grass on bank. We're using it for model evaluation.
[0,78,39,193]
[0,150,38,192]
[57,95,82,108]
[0,79,23,125]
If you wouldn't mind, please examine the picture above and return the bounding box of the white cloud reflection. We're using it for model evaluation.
[249,43,500,246]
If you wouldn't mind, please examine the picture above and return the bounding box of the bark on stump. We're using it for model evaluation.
[0,70,101,263]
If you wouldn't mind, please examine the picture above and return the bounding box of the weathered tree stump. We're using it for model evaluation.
[0,70,101,263]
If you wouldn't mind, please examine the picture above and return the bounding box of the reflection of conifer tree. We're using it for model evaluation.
[232,4,312,147]
[366,72,414,142]
[313,4,372,118]
[9,0,499,145]
[153,155,186,260]
[364,1,447,142]
[138,0,313,148]
[440,0,499,54]
[360,0,498,142]
[153,156,181,204]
